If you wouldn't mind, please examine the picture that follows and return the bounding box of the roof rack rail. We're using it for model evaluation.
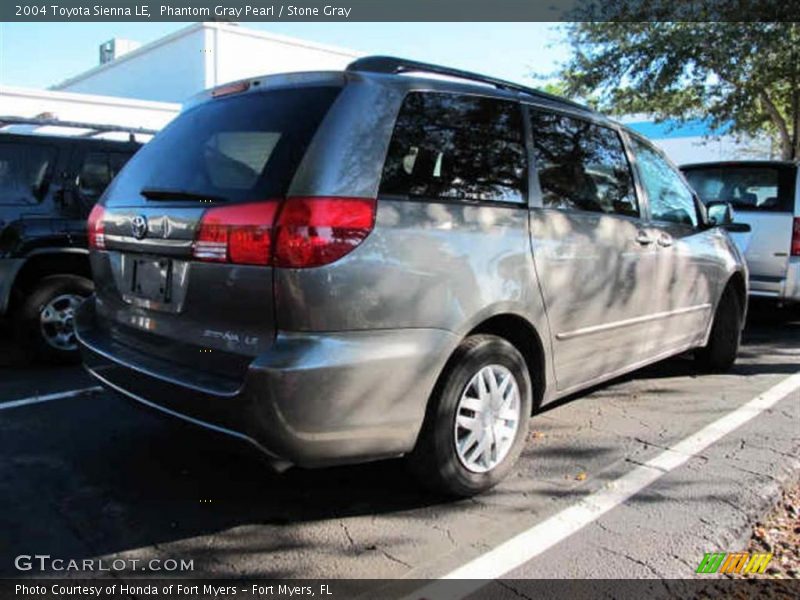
[346,56,586,110]
[0,116,158,142]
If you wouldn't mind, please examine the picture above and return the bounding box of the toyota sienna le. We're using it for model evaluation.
[76,57,748,496]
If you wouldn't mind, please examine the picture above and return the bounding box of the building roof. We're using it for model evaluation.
[51,22,361,91]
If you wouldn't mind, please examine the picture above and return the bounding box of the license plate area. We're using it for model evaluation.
[131,257,172,304]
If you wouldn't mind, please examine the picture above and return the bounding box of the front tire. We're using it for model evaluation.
[408,334,532,497]
[15,275,93,364]
[695,286,742,373]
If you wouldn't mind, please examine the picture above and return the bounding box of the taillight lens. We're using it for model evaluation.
[87,204,106,250]
[193,201,279,265]
[792,218,800,257]
[273,197,376,268]
[192,197,376,267]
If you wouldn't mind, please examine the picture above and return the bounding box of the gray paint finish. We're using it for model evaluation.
[76,67,748,468]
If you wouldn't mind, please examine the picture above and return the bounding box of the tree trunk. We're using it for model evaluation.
[759,91,793,160]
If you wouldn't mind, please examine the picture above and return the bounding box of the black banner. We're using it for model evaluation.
[1,579,799,600]
[2,0,797,22]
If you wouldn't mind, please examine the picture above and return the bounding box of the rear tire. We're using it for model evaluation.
[407,334,532,497]
[695,286,742,373]
[15,275,93,364]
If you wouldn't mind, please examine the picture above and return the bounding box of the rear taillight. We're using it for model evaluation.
[193,201,280,266]
[87,204,106,250]
[273,197,377,268]
[192,197,376,268]
[792,217,800,257]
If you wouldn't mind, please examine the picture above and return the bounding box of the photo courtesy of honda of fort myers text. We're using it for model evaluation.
[0,1,799,600]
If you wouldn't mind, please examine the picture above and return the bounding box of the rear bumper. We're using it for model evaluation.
[749,258,800,303]
[76,298,457,467]
[782,258,800,303]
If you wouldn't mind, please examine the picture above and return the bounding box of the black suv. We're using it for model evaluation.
[0,119,146,362]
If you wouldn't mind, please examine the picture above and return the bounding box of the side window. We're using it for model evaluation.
[529,111,639,217]
[0,142,58,204]
[631,139,698,227]
[77,152,112,202]
[380,92,527,204]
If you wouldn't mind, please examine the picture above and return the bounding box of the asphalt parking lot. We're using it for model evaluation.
[0,305,798,589]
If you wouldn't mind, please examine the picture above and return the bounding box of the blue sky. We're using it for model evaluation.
[0,22,569,89]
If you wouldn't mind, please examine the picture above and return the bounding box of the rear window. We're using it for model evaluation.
[106,87,340,205]
[380,92,527,204]
[683,165,795,212]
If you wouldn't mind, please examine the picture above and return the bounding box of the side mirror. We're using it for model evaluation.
[706,201,751,233]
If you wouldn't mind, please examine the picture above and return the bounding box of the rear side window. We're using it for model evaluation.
[683,166,794,213]
[107,87,340,206]
[380,92,527,204]
[0,141,57,204]
[529,111,639,218]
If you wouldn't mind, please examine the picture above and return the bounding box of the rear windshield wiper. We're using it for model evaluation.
[140,187,227,202]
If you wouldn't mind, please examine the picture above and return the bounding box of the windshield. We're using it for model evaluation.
[105,86,341,206]
[683,165,794,213]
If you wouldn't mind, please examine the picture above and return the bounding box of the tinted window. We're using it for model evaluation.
[380,92,527,203]
[78,151,135,205]
[529,111,638,217]
[683,166,794,213]
[0,142,57,204]
[108,87,340,206]
[78,152,112,201]
[631,139,698,227]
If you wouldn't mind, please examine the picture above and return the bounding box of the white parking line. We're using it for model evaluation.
[410,372,800,599]
[0,386,103,411]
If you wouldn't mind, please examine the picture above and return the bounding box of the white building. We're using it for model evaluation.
[52,22,362,103]
[0,85,178,139]
[619,115,775,164]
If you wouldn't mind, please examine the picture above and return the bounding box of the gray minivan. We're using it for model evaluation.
[76,57,748,496]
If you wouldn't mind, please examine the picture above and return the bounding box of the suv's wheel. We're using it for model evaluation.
[408,334,532,497]
[16,275,93,364]
[695,286,742,373]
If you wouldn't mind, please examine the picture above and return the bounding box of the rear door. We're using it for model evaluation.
[527,109,657,392]
[683,164,796,296]
[93,85,341,379]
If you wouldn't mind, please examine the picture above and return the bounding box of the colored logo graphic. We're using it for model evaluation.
[696,552,773,574]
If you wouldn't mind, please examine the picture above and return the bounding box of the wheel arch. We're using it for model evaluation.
[8,250,92,314]
[467,313,547,413]
[724,269,748,324]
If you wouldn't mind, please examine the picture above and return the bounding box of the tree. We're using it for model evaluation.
[559,22,800,160]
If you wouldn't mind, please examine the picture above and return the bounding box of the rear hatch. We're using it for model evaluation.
[683,164,797,295]
[89,83,342,382]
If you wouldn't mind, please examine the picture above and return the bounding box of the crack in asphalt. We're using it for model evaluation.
[378,549,412,569]
[339,521,358,551]
[597,544,666,578]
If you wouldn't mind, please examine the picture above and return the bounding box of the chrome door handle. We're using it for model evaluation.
[657,234,673,247]
[635,231,654,245]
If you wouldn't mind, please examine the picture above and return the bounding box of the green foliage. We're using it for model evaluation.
[560,21,800,160]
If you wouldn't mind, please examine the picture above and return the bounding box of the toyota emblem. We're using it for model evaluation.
[131,215,148,240]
